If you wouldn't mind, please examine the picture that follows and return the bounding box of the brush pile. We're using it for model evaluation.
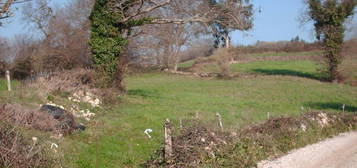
[145,111,357,168]
[0,123,52,168]
[0,104,84,135]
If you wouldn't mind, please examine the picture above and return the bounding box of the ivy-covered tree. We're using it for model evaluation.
[90,0,254,91]
[307,0,356,81]
[90,0,149,91]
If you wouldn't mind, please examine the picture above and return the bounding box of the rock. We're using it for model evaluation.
[40,105,65,119]
[40,104,85,132]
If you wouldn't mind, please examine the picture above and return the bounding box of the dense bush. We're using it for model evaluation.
[211,48,233,78]
[11,55,35,80]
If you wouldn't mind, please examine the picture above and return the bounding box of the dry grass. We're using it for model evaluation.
[25,68,94,98]
[340,39,357,85]
[189,48,234,78]
[23,68,120,104]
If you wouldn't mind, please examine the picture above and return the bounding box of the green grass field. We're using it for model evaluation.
[63,64,357,167]
[178,60,196,69]
[200,60,327,79]
[1,55,356,167]
[0,79,19,91]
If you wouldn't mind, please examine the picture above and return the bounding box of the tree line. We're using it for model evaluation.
[0,0,356,90]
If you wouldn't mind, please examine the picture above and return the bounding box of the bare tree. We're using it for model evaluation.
[120,0,252,72]
[0,0,32,25]
[21,0,93,72]
[0,0,15,21]
[22,0,52,38]
[90,0,254,90]
[131,0,210,71]
[10,34,39,79]
[0,36,10,73]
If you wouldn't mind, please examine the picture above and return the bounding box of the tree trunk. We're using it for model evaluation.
[225,34,231,48]
[114,56,128,92]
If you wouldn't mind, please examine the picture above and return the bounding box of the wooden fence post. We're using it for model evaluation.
[216,113,223,131]
[179,118,183,129]
[6,70,11,91]
[342,104,345,112]
[164,119,172,160]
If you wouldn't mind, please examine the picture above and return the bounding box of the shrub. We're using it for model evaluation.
[11,55,35,80]
[211,48,233,78]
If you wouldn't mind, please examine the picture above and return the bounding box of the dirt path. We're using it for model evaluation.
[258,131,357,168]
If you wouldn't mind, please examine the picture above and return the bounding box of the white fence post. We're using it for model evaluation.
[216,113,223,132]
[164,119,172,160]
[5,70,11,91]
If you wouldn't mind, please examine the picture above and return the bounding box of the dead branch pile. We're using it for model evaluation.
[0,122,52,168]
[145,111,357,167]
[0,104,79,135]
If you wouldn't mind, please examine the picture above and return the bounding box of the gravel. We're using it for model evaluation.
[258,131,357,168]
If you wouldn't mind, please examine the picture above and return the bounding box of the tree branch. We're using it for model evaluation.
[122,0,171,22]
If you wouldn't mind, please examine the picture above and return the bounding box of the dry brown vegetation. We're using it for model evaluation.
[211,48,234,78]
[146,123,231,168]
[22,67,120,105]
[145,111,357,168]
[25,68,95,97]
[234,40,321,54]
[0,0,93,80]
[340,38,357,85]
[0,122,53,168]
[0,104,78,135]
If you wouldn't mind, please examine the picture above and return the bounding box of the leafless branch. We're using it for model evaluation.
[122,0,171,22]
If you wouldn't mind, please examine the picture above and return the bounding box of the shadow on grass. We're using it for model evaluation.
[127,89,160,98]
[305,102,357,113]
[252,69,325,81]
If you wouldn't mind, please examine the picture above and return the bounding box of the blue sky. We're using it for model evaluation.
[0,0,355,45]
[232,0,315,45]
